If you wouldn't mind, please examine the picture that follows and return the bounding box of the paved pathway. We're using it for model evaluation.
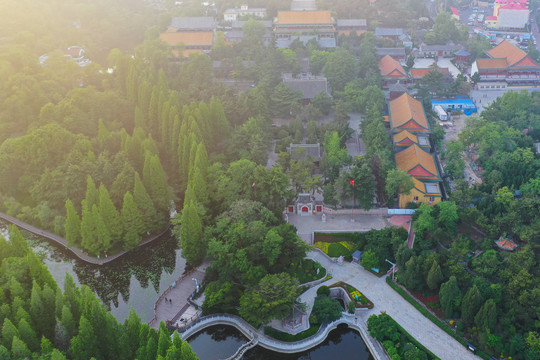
[149,262,208,329]
[305,250,481,360]
[0,212,169,265]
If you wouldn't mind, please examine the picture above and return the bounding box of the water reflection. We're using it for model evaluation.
[188,325,375,360]
[188,325,247,360]
[1,220,186,322]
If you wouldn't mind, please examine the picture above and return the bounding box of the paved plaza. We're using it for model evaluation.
[288,212,389,244]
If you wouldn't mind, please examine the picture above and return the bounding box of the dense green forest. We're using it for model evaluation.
[396,92,540,359]
[0,226,199,359]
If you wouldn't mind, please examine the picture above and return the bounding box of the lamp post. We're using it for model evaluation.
[350,179,355,222]
[385,259,397,281]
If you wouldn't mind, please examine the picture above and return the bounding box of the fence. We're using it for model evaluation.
[387,209,416,215]
[148,268,196,328]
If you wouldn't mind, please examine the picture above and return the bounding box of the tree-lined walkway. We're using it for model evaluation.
[306,250,480,360]
[0,211,169,265]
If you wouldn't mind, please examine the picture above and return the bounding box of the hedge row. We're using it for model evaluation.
[263,324,320,342]
[385,277,492,360]
[384,314,440,360]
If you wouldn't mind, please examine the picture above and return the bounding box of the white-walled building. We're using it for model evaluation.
[497,3,529,29]
[223,5,266,22]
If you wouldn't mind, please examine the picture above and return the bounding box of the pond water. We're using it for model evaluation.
[188,325,375,360]
[2,221,375,360]
[0,220,187,323]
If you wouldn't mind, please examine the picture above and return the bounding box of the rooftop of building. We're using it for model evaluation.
[282,75,329,99]
[389,93,429,131]
[495,237,518,251]
[411,68,450,79]
[376,48,406,57]
[289,143,322,161]
[275,11,333,25]
[170,17,216,30]
[336,19,367,27]
[487,40,527,66]
[395,144,439,180]
[379,55,407,78]
[374,28,404,36]
[159,31,214,47]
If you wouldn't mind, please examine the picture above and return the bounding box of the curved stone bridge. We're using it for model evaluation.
[178,313,389,359]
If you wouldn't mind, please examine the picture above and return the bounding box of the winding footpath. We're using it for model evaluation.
[306,250,481,360]
[0,211,170,265]
[174,250,481,360]
[179,313,389,360]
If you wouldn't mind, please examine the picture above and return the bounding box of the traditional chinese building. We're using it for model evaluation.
[395,145,442,208]
[223,5,266,22]
[471,40,540,87]
[273,11,336,48]
[160,17,216,57]
[379,55,408,88]
[389,93,429,134]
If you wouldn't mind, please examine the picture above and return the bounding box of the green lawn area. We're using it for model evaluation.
[290,259,326,284]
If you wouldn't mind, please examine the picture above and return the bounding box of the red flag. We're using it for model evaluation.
[350,179,354,185]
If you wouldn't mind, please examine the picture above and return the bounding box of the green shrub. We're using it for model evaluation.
[317,285,330,296]
[348,301,356,314]
[264,324,320,342]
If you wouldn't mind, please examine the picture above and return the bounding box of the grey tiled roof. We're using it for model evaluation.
[375,28,404,36]
[283,76,329,99]
[376,48,406,57]
[337,19,367,27]
[289,144,322,161]
[170,17,215,30]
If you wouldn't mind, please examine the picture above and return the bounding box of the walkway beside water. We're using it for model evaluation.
[149,261,209,329]
[0,211,169,265]
[306,250,481,360]
[178,313,389,360]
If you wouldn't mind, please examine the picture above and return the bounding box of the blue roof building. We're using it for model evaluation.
[431,98,477,116]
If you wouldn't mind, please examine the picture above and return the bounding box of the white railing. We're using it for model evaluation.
[178,312,389,359]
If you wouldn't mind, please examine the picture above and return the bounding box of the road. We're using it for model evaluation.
[304,250,481,360]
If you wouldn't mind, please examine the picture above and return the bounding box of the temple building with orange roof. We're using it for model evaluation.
[388,93,429,133]
[494,236,518,251]
[159,32,214,57]
[386,92,444,208]
[471,40,540,87]
[379,55,408,88]
[394,145,442,207]
[393,130,430,152]
[273,11,336,48]
[160,17,216,57]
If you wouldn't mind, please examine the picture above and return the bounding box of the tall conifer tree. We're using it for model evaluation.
[64,199,81,246]
[99,184,123,246]
[121,192,144,250]
[133,173,157,232]
[178,201,205,265]
[85,176,99,210]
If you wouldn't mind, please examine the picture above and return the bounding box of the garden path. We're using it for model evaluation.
[304,250,481,360]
